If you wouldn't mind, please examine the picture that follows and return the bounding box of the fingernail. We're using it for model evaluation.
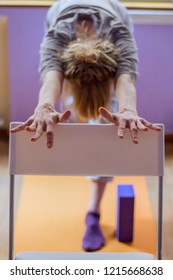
[47,141,52,148]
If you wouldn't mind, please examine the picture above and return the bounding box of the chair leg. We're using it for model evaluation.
[157,176,163,260]
[9,174,15,260]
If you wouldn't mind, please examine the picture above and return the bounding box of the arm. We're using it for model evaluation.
[10,16,72,148]
[99,74,161,144]
[115,74,137,113]
[36,70,63,108]
[10,70,71,148]
[99,15,160,143]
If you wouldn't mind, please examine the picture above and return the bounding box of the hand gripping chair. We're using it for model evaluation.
[9,123,164,260]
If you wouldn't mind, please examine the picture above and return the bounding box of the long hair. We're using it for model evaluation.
[61,37,120,120]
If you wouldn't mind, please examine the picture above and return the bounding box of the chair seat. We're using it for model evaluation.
[15,251,155,260]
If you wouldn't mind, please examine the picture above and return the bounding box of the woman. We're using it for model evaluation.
[11,0,161,251]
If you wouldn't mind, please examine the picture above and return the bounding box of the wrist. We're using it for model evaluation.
[35,103,56,113]
[118,108,138,115]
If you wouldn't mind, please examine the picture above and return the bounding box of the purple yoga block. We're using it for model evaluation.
[116,184,135,242]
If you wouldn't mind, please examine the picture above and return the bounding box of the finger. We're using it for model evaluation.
[142,120,162,131]
[25,121,37,132]
[46,131,54,149]
[31,123,44,142]
[59,109,71,122]
[129,121,138,144]
[117,119,126,139]
[46,120,54,148]
[99,107,117,123]
[136,119,148,131]
[10,119,33,133]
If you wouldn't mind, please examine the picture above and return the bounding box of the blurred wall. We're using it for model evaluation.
[0,16,10,129]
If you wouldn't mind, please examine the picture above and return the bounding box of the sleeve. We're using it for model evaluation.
[39,30,64,81]
[45,1,61,31]
[115,0,134,33]
[39,25,73,82]
[110,1,138,80]
[114,26,139,81]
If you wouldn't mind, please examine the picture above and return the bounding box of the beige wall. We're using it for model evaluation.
[0,16,10,129]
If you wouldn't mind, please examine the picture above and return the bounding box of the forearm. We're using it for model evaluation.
[115,74,137,113]
[36,70,64,109]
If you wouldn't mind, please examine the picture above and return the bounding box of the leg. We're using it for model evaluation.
[82,179,107,251]
[87,179,106,214]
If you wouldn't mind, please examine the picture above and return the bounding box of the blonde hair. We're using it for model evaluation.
[61,37,120,120]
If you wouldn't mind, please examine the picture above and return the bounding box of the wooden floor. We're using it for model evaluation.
[0,138,173,260]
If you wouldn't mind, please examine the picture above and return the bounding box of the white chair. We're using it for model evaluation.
[9,122,164,260]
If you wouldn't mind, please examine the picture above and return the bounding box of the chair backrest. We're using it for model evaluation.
[9,122,164,177]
